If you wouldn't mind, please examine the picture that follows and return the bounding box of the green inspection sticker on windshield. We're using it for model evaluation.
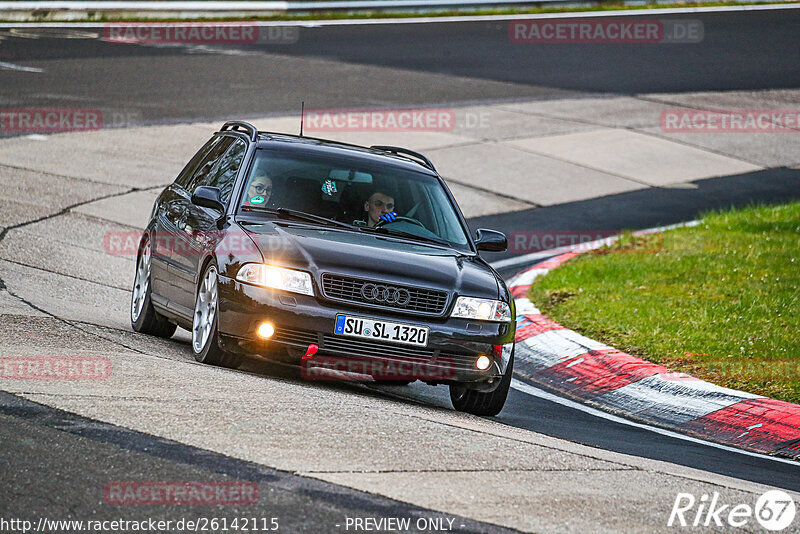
[250,196,265,204]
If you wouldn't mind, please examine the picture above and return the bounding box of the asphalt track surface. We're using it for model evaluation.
[2,7,800,529]
[1,10,799,124]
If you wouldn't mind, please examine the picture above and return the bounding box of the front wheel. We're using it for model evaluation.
[131,237,176,338]
[449,348,514,416]
[192,263,242,369]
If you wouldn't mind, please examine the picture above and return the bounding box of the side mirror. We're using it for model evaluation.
[475,228,508,252]
[191,186,225,213]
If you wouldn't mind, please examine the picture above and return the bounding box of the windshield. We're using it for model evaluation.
[237,148,471,250]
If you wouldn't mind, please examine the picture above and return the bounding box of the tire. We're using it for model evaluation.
[449,348,514,417]
[131,236,177,338]
[192,263,242,369]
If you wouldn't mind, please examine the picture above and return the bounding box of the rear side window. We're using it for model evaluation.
[185,136,235,193]
[198,138,246,205]
[174,137,219,188]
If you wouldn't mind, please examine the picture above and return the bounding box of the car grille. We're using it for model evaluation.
[272,327,318,347]
[321,273,449,316]
[322,334,436,359]
[323,335,477,371]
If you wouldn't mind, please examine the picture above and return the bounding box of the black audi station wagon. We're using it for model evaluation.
[131,121,516,415]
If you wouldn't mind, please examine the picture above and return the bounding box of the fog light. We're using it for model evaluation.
[257,322,275,339]
[476,355,491,370]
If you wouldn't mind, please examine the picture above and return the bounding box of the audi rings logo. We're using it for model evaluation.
[360,283,411,306]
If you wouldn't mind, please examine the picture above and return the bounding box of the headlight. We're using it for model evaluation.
[450,297,512,322]
[235,264,314,296]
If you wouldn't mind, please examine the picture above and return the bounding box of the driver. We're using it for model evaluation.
[362,190,397,227]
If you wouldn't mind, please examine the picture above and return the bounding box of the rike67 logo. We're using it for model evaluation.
[668,490,796,531]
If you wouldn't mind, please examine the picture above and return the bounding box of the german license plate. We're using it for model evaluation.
[334,314,429,347]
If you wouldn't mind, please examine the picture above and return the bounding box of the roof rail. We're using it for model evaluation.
[370,145,436,172]
[220,121,258,142]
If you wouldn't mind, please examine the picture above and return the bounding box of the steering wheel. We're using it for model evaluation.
[374,215,426,229]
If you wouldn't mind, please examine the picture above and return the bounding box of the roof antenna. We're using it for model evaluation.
[300,101,305,137]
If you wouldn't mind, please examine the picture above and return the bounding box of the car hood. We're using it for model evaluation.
[240,222,500,299]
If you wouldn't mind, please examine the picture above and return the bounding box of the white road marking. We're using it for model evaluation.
[511,378,800,467]
[8,27,99,39]
[0,60,42,72]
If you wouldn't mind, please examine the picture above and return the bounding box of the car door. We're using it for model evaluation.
[150,136,221,306]
[154,136,234,317]
[170,137,246,314]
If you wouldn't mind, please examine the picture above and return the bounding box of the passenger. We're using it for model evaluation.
[244,170,273,207]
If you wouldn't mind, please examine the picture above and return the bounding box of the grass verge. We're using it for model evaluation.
[528,202,800,404]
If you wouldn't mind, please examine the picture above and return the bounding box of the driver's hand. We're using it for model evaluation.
[379,211,397,223]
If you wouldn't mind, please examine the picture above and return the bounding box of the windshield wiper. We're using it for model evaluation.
[359,226,451,248]
[274,208,354,229]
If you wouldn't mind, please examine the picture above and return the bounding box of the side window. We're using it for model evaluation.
[200,139,246,205]
[175,137,219,188]
[185,136,235,193]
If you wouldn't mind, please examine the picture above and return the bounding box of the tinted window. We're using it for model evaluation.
[199,139,246,205]
[185,136,234,193]
[174,137,219,188]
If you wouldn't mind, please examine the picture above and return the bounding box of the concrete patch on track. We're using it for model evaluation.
[442,181,532,217]
[431,142,645,206]
[641,127,800,169]
[72,188,160,229]
[448,104,597,141]
[0,163,127,228]
[505,128,762,186]
[0,130,188,187]
[500,96,680,130]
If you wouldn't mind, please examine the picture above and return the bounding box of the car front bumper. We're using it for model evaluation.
[216,276,515,387]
